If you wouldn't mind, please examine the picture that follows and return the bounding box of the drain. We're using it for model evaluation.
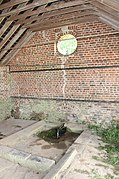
[36,123,82,144]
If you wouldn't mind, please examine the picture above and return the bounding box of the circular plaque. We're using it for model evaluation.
[57,34,77,55]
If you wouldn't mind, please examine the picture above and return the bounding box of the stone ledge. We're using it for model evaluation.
[43,149,77,179]
[0,145,55,172]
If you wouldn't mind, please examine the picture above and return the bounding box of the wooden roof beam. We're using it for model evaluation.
[0,31,35,65]
[98,15,119,31]
[8,5,44,22]
[0,25,21,49]
[95,10,119,23]
[16,4,93,26]
[0,21,12,37]
[0,0,29,10]
[26,9,95,29]
[91,0,119,17]
[30,15,98,32]
[92,0,119,11]
[8,0,90,21]
[0,0,59,17]
[0,28,26,59]
[0,0,29,44]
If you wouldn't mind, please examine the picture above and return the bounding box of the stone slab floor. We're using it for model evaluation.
[0,118,36,138]
[0,158,44,179]
[58,131,119,179]
[0,119,118,179]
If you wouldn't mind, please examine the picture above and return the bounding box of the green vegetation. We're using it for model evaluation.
[36,126,80,143]
[92,174,113,179]
[93,176,110,179]
[92,169,115,179]
[37,128,57,140]
[88,121,119,167]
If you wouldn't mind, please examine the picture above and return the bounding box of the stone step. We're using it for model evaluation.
[0,120,59,147]
[43,149,77,179]
[0,145,55,172]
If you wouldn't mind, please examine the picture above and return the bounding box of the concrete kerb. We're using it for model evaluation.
[0,145,55,172]
[43,130,93,179]
[0,120,90,177]
[43,149,77,179]
[0,120,60,146]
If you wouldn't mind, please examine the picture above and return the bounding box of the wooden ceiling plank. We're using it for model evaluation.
[1,31,35,65]
[96,10,119,23]
[0,0,29,38]
[91,0,119,17]
[0,0,29,10]
[26,9,95,29]
[93,0,119,11]
[99,16,119,31]
[0,28,26,59]
[17,4,93,26]
[31,15,97,32]
[0,21,12,36]
[8,5,46,21]
[0,0,31,49]
[0,1,14,28]
[0,25,21,49]
[8,0,90,21]
[0,0,59,17]
[8,0,42,21]
[0,17,4,23]
[101,0,119,11]
[0,0,5,23]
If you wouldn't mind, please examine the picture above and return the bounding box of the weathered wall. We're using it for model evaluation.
[0,66,12,120]
[11,98,119,125]
[8,20,119,124]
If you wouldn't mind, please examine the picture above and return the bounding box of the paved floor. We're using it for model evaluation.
[0,119,118,179]
[58,130,118,179]
[0,158,45,179]
[0,118,36,138]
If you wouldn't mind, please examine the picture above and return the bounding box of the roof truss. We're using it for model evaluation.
[0,0,119,65]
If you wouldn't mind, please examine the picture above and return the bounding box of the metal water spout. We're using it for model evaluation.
[56,123,66,139]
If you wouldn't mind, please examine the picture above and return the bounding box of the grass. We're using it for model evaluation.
[88,121,119,167]
[92,169,115,179]
[36,128,57,139]
[92,174,114,179]
[93,176,112,179]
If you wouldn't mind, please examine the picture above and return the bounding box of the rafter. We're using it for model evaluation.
[8,0,90,22]
[0,0,59,17]
[30,15,97,32]
[8,6,48,22]
[95,0,119,11]
[1,31,34,65]
[0,21,12,36]
[99,16,119,31]
[0,0,29,10]
[0,0,119,65]
[25,10,94,29]
[26,9,95,29]
[0,1,31,61]
[0,28,26,59]
[91,0,119,17]
[16,4,93,26]
[96,10,119,23]
[0,25,21,49]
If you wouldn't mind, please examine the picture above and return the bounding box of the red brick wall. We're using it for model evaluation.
[7,20,119,124]
[9,20,119,102]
